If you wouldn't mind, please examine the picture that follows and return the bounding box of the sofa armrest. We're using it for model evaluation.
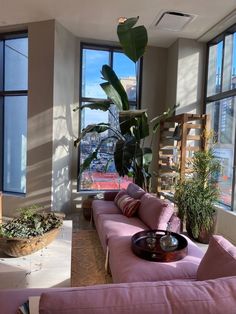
[103,191,119,201]
[168,213,181,233]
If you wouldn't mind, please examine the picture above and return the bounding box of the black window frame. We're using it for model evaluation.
[204,23,236,210]
[0,30,28,196]
[78,42,143,192]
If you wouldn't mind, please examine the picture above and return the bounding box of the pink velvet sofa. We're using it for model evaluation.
[92,183,204,283]
[1,222,236,313]
[1,276,236,313]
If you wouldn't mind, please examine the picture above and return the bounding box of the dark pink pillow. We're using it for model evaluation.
[126,183,145,199]
[138,194,174,230]
[197,235,236,280]
[114,190,140,217]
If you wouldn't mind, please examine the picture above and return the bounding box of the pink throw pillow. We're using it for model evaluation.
[114,190,141,217]
[126,183,145,199]
[138,193,174,230]
[197,235,236,280]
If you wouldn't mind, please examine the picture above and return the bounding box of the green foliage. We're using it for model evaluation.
[174,148,221,238]
[0,206,63,239]
[117,17,148,63]
[74,16,177,190]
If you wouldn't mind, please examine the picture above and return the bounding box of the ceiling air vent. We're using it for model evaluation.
[154,11,194,32]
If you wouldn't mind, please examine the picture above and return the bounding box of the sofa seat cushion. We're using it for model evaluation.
[138,194,174,230]
[39,277,236,314]
[92,200,121,228]
[197,235,236,280]
[96,214,148,253]
[108,235,204,283]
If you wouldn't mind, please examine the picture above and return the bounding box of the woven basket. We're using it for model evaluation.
[2,227,60,257]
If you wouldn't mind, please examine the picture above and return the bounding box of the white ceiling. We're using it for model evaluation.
[1,0,236,47]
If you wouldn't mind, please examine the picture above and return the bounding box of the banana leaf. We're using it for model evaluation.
[73,101,111,112]
[114,135,137,177]
[117,17,148,63]
[74,123,111,147]
[151,104,178,133]
[119,110,149,139]
[101,65,129,110]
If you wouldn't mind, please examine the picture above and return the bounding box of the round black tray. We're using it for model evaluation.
[131,229,188,262]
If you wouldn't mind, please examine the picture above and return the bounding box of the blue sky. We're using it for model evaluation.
[82,48,136,127]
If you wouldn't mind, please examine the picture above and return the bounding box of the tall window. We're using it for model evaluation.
[79,43,142,191]
[0,33,28,194]
[205,24,236,208]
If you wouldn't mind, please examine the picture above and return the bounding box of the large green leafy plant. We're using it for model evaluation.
[174,148,221,242]
[74,17,176,190]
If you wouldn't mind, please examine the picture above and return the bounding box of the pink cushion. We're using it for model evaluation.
[96,214,147,252]
[39,277,236,314]
[114,190,141,217]
[126,183,145,199]
[92,200,121,230]
[108,234,204,283]
[138,194,174,230]
[197,235,236,280]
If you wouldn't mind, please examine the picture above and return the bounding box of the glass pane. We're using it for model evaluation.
[79,103,132,190]
[207,41,223,97]
[222,33,236,91]
[206,97,236,206]
[113,52,137,102]
[4,38,28,91]
[82,49,109,99]
[3,96,27,193]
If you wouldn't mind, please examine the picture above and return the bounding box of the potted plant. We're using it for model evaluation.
[174,148,221,243]
[0,206,63,257]
[74,17,177,191]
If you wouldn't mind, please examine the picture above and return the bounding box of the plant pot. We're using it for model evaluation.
[186,215,216,244]
[2,227,61,257]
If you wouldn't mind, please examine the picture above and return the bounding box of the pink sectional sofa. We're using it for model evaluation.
[92,183,204,283]
[1,201,236,313]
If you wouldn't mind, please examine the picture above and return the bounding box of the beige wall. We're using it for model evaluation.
[3,20,55,217]
[165,40,178,109]
[176,39,206,114]
[52,22,78,213]
[142,46,168,191]
[215,208,236,245]
[165,38,206,115]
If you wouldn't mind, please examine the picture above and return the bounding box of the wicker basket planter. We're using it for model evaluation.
[2,227,61,257]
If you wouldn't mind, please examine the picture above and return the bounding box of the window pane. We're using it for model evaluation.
[81,49,109,99]
[207,41,223,97]
[222,33,236,91]
[3,96,27,193]
[113,52,137,102]
[80,103,132,190]
[206,97,236,206]
[4,38,28,91]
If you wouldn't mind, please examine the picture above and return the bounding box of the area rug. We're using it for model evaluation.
[71,229,112,286]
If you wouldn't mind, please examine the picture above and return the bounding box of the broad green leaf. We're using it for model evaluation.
[79,151,98,175]
[101,65,129,110]
[151,104,178,133]
[117,17,148,63]
[119,110,148,137]
[74,123,110,147]
[101,82,123,111]
[73,102,111,112]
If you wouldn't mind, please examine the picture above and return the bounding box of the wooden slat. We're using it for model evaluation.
[186,123,202,129]
[187,135,201,140]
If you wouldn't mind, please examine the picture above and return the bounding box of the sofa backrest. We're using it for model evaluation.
[39,276,236,314]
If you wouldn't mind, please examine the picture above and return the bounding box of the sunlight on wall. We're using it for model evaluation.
[177,51,200,114]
